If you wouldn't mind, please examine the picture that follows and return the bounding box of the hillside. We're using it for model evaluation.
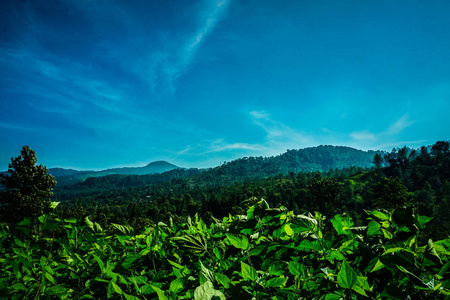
[201,145,379,183]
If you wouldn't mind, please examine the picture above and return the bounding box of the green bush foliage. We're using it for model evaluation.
[0,200,449,299]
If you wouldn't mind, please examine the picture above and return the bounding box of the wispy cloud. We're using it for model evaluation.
[386,114,413,135]
[150,0,230,94]
[348,114,417,150]
[206,139,264,153]
[250,110,312,147]
[350,131,377,143]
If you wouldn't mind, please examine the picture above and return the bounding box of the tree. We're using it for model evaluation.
[371,177,410,210]
[307,178,342,216]
[0,146,56,223]
[373,153,383,169]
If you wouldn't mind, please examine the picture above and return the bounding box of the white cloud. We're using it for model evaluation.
[350,131,377,143]
[386,114,413,135]
[206,139,264,153]
[151,0,231,94]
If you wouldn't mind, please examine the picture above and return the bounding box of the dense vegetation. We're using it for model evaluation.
[0,199,449,299]
[0,141,449,298]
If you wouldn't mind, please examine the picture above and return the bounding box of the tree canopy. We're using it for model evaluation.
[0,146,56,223]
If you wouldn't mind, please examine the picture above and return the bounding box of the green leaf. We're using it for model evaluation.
[169,278,184,293]
[122,254,140,269]
[45,272,56,284]
[49,201,60,209]
[352,276,369,297]
[14,238,24,247]
[78,295,95,299]
[93,254,105,273]
[284,223,294,236]
[247,205,256,219]
[241,261,258,281]
[331,214,354,235]
[215,273,231,289]
[84,216,94,230]
[45,285,70,295]
[368,210,390,220]
[370,259,385,272]
[337,259,357,289]
[288,261,307,278]
[324,293,342,300]
[416,215,433,229]
[200,260,215,283]
[151,285,168,300]
[226,233,249,250]
[194,281,226,300]
[64,217,77,223]
[17,218,31,226]
[439,260,450,276]
[367,221,381,236]
[265,277,287,288]
[12,283,27,291]
[111,281,123,295]
[124,293,141,300]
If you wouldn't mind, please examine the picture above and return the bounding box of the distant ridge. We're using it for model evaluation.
[199,145,381,182]
[96,161,179,176]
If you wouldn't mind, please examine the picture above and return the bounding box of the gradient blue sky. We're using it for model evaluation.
[1,0,449,170]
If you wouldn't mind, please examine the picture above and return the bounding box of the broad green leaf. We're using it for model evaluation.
[215,273,231,288]
[45,272,56,284]
[331,214,354,235]
[327,250,344,261]
[416,215,433,229]
[194,281,226,300]
[439,260,450,276]
[64,218,77,223]
[17,218,31,226]
[85,216,94,230]
[370,259,385,272]
[337,259,357,289]
[12,283,27,291]
[111,281,123,295]
[124,293,141,300]
[368,210,390,221]
[241,261,258,281]
[288,261,307,278]
[367,221,381,236]
[122,254,139,269]
[324,293,342,300]
[352,276,369,297]
[200,260,215,283]
[169,278,184,293]
[265,277,287,288]
[49,201,60,209]
[284,223,294,236]
[45,285,70,295]
[425,239,442,263]
[151,285,168,300]
[14,238,24,247]
[226,233,249,250]
[247,205,256,219]
[93,254,105,273]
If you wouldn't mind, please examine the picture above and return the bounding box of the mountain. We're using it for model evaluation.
[199,145,381,183]
[94,161,179,176]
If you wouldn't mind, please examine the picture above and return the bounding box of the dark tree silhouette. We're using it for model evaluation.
[0,146,56,223]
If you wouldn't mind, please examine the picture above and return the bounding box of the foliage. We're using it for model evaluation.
[0,200,448,299]
[0,146,56,223]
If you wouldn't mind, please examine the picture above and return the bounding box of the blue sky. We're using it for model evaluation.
[1,0,449,170]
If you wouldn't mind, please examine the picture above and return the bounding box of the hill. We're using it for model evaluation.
[200,145,380,183]
[94,161,179,176]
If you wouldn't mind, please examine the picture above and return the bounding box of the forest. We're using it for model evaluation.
[0,141,449,299]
